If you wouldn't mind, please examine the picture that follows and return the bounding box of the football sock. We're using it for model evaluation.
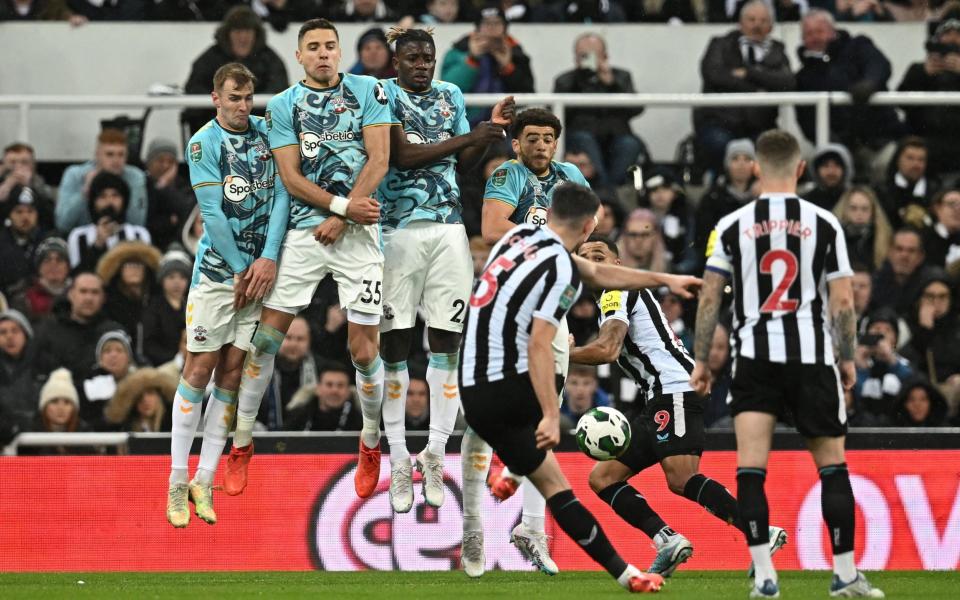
[597,481,669,539]
[547,489,627,578]
[521,478,546,532]
[195,387,236,485]
[170,378,204,485]
[737,467,775,585]
[820,463,857,581]
[235,323,284,448]
[736,467,770,546]
[683,473,741,529]
[354,355,384,449]
[382,361,409,463]
[461,427,492,533]
[426,352,460,457]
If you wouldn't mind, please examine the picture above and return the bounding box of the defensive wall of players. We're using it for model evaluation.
[0,21,936,161]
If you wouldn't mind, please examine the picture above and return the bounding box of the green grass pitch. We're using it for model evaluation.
[0,570,955,599]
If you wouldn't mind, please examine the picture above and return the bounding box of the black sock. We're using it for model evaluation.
[547,489,627,578]
[736,467,770,546]
[683,473,742,530]
[597,481,668,539]
[820,463,855,554]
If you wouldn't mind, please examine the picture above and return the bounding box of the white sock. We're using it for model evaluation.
[234,326,283,448]
[749,543,777,585]
[461,427,491,533]
[426,352,460,457]
[170,378,203,485]
[833,550,857,582]
[382,361,410,463]
[195,387,236,485]
[521,478,546,533]
[354,356,384,449]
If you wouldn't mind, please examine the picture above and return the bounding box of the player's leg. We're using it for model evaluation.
[798,364,882,597]
[189,345,244,524]
[460,426,492,578]
[417,224,472,507]
[167,349,219,527]
[527,452,662,592]
[381,328,413,513]
[734,410,777,594]
[589,459,672,541]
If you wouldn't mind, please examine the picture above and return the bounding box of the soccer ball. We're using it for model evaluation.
[575,407,631,461]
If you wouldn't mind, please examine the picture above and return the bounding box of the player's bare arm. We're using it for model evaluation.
[571,254,703,299]
[529,318,562,450]
[481,199,518,244]
[390,120,506,171]
[689,269,726,396]
[273,146,338,212]
[829,276,857,390]
[569,320,628,365]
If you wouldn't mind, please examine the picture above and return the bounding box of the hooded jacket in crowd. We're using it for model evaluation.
[800,143,854,212]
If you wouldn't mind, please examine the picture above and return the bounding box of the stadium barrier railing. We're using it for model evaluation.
[4,91,960,157]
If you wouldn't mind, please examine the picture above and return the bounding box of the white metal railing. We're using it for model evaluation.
[3,91,960,157]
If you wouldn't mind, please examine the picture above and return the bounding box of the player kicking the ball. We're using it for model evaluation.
[375,27,515,513]
[167,63,288,527]
[462,108,589,577]
[570,236,786,578]
[222,19,392,499]
[461,183,702,592]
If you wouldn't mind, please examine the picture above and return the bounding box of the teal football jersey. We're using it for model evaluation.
[483,159,589,225]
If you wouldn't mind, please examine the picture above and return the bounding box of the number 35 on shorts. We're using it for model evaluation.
[360,279,382,305]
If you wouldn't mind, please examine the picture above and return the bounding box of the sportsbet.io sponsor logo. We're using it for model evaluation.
[524,206,547,226]
[309,457,535,571]
[223,174,274,203]
[300,130,359,158]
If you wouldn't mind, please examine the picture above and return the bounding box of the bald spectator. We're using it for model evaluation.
[32,272,122,379]
[695,0,795,172]
[795,9,903,159]
[553,32,646,186]
[56,129,148,232]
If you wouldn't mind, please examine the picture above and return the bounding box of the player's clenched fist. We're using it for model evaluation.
[470,121,507,144]
[345,196,381,224]
[314,216,347,246]
[535,414,561,450]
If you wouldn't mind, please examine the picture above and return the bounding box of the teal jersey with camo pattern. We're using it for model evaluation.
[266,74,395,230]
[187,116,288,287]
[483,159,589,226]
[378,79,470,231]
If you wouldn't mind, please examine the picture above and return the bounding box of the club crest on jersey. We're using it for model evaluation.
[330,95,348,114]
[265,110,273,130]
[190,142,202,162]
[492,168,507,186]
[193,325,208,343]
[436,99,452,119]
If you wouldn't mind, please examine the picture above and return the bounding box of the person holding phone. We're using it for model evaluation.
[852,308,913,425]
[553,32,647,187]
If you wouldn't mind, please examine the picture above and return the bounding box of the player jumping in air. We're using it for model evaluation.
[376,27,515,513]
[462,108,590,577]
[222,19,393,499]
[461,183,702,592]
[690,130,883,598]
[167,63,288,527]
[571,236,786,578]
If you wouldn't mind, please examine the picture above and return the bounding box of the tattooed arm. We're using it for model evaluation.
[689,269,728,396]
[829,276,857,390]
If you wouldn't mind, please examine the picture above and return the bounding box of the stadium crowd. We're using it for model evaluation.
[2,0,960,454]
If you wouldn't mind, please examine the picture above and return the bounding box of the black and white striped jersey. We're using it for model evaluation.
[66,222,152,268]
[705,194,852,365]
[597,288,694,401]
[460,223,581,386]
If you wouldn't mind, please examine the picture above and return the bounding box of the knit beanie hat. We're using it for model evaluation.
[157,248,193,282]
[39,368,80,411]
[725,138,756,166]
[0,309,33,339]
[34,236,69,268]
[96,330,134,366]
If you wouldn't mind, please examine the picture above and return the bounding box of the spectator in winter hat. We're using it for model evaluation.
[77,329,136,426]
[694,138,757,270]
[105,367,177,433]
[96,241,161,356]
[0,184,48,294]
[7,236,70,322]
[0,309,41,432]
[349,27,397,79]
[142,249,191,366]
[144,138,193,252]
